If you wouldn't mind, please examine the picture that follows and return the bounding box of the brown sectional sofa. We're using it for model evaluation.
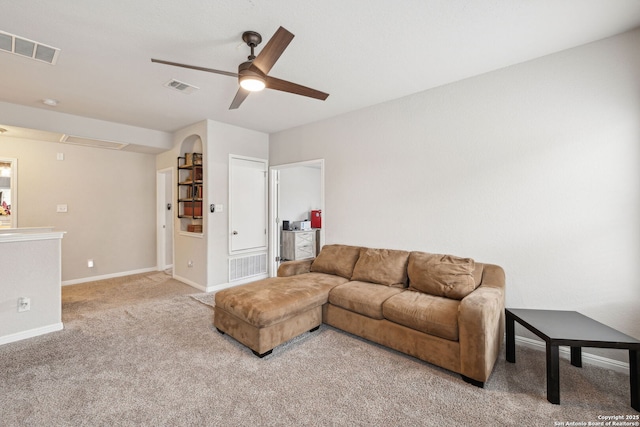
[214,244,505,386]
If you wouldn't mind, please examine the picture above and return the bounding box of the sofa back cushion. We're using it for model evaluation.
[350,248,410,288]
[310,244,362,279]
[407,252,477,300]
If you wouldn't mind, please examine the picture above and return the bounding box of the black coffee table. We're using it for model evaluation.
[505,308,640,411]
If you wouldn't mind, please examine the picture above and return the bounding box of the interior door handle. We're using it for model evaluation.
[232,231,238,235]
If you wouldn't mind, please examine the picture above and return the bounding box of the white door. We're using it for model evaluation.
[164,172,173,267]
[230,156,267,253]
[156,168,174,270]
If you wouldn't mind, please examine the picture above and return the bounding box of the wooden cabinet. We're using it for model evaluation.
[177,153,203,232]
[281,230,316,261]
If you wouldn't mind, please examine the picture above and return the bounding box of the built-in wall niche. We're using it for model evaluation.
[0,158,16,228]
[177,135,203,233]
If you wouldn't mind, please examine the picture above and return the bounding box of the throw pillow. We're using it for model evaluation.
[407,252,477,300]
[350,248,410,288]
[310,244,362,279]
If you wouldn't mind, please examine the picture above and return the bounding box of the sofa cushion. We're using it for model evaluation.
[329,281,404,320]
[407,252,477,300]
[350,248,410,288]
[382,290,460,341]
[215,272,347,328]
[310,244,362,279]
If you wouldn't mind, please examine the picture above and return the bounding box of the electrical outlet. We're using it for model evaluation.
[188,260,194,268]
[88,259,94,268]
[18,297,30,312]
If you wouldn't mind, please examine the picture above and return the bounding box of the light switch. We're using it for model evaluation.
[216,204,224,213]
[57,153,64,161]
[56,204,68,213]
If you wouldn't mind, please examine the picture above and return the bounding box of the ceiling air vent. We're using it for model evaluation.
[59,134,129,151]
[164,79,199,94]
[0,30,60,65]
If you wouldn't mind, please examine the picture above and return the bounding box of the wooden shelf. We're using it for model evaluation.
[177,153,204,231]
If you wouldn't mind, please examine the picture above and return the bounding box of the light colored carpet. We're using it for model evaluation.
[0,271,636,426]
[189,292,215,308]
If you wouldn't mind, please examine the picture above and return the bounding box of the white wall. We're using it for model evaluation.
[156,121,208,289]
[0,232,64,344]
[205,120,269,289]
[279,166,322,223]
[1,136,158,282]
[270,29,640,361]
[156,119,269,291]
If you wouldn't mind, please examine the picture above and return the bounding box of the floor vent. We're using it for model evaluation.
[164,79,199,94]
[0,30,60,65]
[229,253,267,282]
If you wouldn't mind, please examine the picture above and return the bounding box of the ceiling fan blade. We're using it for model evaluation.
[265,76,329,101]
[229,87,250,110]
[251,26,294,75]
[151,59,238,78]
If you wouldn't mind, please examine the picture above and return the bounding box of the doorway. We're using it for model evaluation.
[156,167,174,271]
[269,159,324,277]
[0,157,17,229]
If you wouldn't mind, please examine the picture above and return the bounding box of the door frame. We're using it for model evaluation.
[0,157,18,228]
[156,167,174,271]
[268,159,324,277]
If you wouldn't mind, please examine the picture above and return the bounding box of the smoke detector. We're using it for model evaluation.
[0,30,60,65]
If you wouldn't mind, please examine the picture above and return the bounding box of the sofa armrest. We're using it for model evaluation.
[458,263,506,383]
[277,259,314,277]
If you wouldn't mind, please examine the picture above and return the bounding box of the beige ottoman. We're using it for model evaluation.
[214,273,344,357]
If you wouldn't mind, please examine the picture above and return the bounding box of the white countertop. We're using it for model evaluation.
[0,227,65,242]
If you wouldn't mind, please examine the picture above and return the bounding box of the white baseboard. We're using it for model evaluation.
[203,274,269,293]
[62,267,158,286]
[173,274,207,291]
[204,281,239,293]
[515,335,630,374]
[0,322,64,346]
[173,274,269,293]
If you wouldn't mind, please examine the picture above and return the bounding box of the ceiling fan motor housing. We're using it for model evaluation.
[238,61,263,77]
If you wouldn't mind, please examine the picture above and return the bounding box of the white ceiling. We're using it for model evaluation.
[1,0,640,136]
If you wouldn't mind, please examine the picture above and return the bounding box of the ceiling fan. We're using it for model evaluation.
[151,26,329,110]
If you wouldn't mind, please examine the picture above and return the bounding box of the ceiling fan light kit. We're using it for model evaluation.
[238,61,266,91]
[239,76,265,91]
[151,26,328,109]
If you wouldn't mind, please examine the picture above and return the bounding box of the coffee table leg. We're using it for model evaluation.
[630,349,639,412]
[546,343,560,404]
[570,347,582,367]
[506,311,515,363]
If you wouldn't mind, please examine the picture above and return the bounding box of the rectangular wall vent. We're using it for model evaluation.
[0,31,60,65]
[164,79,199,94]
[59,134,129,150]
[229,253,267,282]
